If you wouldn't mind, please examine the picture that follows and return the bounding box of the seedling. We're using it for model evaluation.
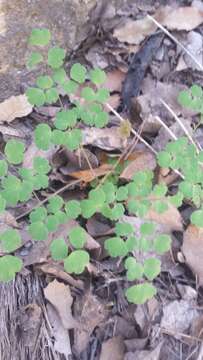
[0,28,201,306]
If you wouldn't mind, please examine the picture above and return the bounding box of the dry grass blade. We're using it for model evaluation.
[147,14,203,71]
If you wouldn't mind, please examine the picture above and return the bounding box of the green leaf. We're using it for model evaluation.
[0,255,22,282]
[51,129,66,145]
[154,234,171,254]
[126,283,156,304]
[157,151,172,168]
[27,51,43,69]
[90,68,106,85]
[5,140,25,165]
[81,87,96,101]
[70,63,86,84]
[94,111,109,128]
[65,200,81,219]
[33,174,49,190]
[179,181,193,198]
[33,157,51,174]
[29,207,47,222]
[169,192,183,207]
[69,226,86,249]
[105,237,128,257]
[191,84,203,98]
[36,75,53,89]
[152,201,168,214]
[139,237,152,252]
[0,195,6,213]
[115,222,134,237]
[53,68,66,84]
[55,210,67,224]
[143,258,161,280]
[45,88,59,104]
[50,238,68,260]
[191,210,203,227]
[18,168,33,181]
[101,182,116,203]
[46,215,59,232]
[178,90,191,107]
[47,195,64,214]
[1,175,21,205]
[80,199,96,219]
[0,160,8,177]
[63,80,78,94]
[29,28,51,46]
[96,88,109,103]
[64,249,89,274]
[34,124,52,150]
[19,180,34,202]
[111,203,125,220]
[126,236,139,252]
[28,221,48,241]
[63,129,82,150]
[48,47,65,69]
[26,87,45,106]
[125,256,143,280]
[152,184,168,197]
[116,186,128,201]
[140,222,155,236]
[0,229,21,252]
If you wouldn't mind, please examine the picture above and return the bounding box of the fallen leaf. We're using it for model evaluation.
[44,279,77,330]
[103,69,125,92]
[100,336,125,360]
[69,163,113,182]
[0,94,32,123]
[120,151,156,180]
[161,300,199,337]
[82,127,128,151]
[182,225,203,285]
[23,141,55,169]
[46,303,72,357]
[125,342,163,360]
[114,6,203,45]
[183,31,203,70]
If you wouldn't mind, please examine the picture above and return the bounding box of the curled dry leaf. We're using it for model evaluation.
[182,225,203,285]
[82,127,127,151]
[44,279,78,330]
[120,151,156,180]
[0,94,32,123]
[113,6,203,44]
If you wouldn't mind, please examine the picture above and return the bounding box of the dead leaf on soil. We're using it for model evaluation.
[103,69,125,92]
[0,94,32,123]
[100,336,125,360]
[23,142,55,169]
[69,163,113,183]
[46,303,72,357]
[82,127,128,151]
[125,341,163,360]
[44,279,78,330]
[113,6,203,44]
[74,291,107,353]
[120,151,156,180]
[182,225,203,285]
[183,31,203,71]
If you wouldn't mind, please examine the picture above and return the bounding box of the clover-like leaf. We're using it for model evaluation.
[80,199,96,219]
[50,238,68,260]
[115,222,134,237]
[5,139,25,165]
[29,28,51,46]
[105,237,128,257]
[33,157,51,174]
[46,215,59,232]
[48,47,66,69]
[63,129,82,150]
[47,195,64,214]
[64,250,89,274]
[45,88,59,104]
[26,87,45,106]
[27,51,43,69]
[65,200,81,219]
[55,109,77,130]
[53,68,67,84]
[143,258,161,280]
[90,68,106,85]
[125,256,143,281]
[154,234,171,254]
[140,222,155,236]
[126,283,157,304]
[28,221,48,241]
[29,207,47,222]
[191,210,203,227]
[0,229,21,252]
[70,63,86,84]
[34,123,52,150]
[69,226,86,249]
[152,200,168,214]
[36,75,53,89]
[1,175,21,206]
[0,255,23,282]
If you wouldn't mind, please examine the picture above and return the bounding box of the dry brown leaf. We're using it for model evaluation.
[183,31,203,70]
[69,163,113,182]
[182,225,203,285]
[82,127,128,151]
[125,342,163,360]
[44,279,77,330]
[0,94,32,123]
[103,69,125,92]
[114,6,203,44]
[100,336,125,360]
[46,303,72,357]
[120,151,156,180]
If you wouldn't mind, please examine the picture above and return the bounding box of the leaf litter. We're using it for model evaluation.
[1,1,203,359]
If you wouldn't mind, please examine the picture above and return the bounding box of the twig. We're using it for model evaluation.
[147,15,203,71]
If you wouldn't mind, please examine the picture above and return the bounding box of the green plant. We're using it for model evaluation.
[0,28,201,306]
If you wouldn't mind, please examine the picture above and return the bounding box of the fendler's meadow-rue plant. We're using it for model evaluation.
[0,27,201,306]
